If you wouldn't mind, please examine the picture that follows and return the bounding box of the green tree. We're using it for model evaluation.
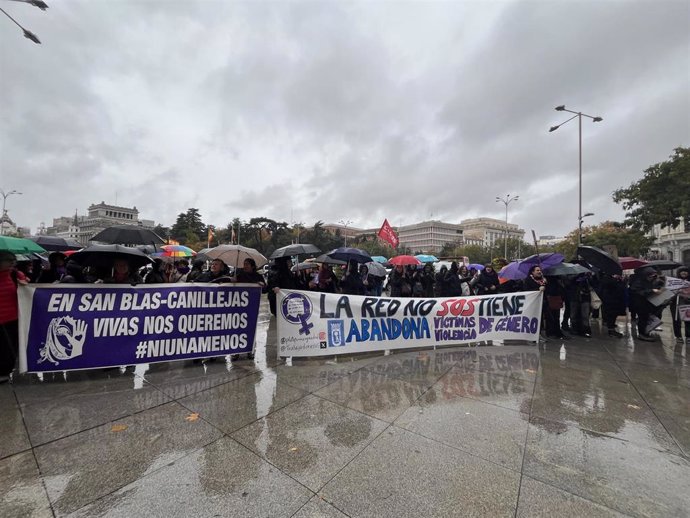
[170,208,206,244]
[153,224,170,242]
[553,221,655,259]
[613,147,690,231]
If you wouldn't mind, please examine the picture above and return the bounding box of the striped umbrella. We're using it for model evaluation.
[154,244,197,258]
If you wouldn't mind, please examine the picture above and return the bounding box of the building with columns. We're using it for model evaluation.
[648,222,690,265]
[47,202,156,245]
[459,217,525,248]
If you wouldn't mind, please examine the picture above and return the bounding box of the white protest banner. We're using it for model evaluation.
[665,276,690,296]
[276,290,543,357]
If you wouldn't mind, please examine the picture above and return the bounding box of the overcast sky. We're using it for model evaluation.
[1,0,688,238]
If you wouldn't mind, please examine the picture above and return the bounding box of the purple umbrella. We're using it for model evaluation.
[517,253,565,275]
[498,261,526,281]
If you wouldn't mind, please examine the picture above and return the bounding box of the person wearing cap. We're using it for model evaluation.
[1,251,28,381]
[37,251,68,283]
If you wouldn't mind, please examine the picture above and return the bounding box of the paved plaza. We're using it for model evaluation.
[1,299,689,517]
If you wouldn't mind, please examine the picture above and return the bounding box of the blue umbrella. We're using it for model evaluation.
[415,254,439,263]
[467,263,485,271]
[371,256,388,263]
[327,247,372,264]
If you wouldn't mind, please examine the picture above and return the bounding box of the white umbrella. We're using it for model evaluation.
[205,244,268,269]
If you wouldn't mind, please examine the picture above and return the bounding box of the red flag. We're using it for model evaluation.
[377,219,399,248]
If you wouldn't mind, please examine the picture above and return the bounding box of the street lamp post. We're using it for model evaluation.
[339,219,353,247]
[495,194,519,259]
[549,105,603,245]
[1,189,23,235]
[578,212,594,243]
[0,0,47,44]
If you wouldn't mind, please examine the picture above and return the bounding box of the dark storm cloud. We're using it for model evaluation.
[1,0,688,237]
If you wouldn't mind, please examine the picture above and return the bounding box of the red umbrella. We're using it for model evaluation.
[619,257,648,270]
[389,255,422,266]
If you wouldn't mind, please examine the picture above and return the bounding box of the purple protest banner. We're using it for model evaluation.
[18,283,262,373]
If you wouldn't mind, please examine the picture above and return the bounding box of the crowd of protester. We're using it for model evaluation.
[1,249,688,382]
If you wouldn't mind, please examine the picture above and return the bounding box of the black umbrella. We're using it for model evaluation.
[327,247,372,264]
[28,235,82,252]
[91,225,165,246]
[543,262,591,277]
[577,245,622,276]
[70,244,154,269]
[314,253,347,265]
[269,243,321,259]
[642,259,683,271]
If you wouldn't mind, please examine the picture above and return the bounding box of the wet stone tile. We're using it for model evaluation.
[231,395,388,491]
[516,476,630,517]
[321,426,520,517]
[530,386,680,454]
[35,401,223,515]
[524,419,690,517]
[0,451,53,518]
[272,357,376,393]
[314,369,427,423]
[396,390,529,471]
[634,381,690,416]
[178,371,308,434]
[68,437,312,518]
[21,379,171,446]
[535,366,643,404]
[135,359,255,399]
[293,496,348,518]
[13,369,139,408]
[0,406,32,460]
[429,364,535,413]
[655,411,690,458]
[362,350,456,389]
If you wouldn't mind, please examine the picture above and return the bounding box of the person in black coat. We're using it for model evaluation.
[37,252,67,283]
[434,265,448,297]
[267,257,298,315]
[340,262,365,295]
[476,264,499,296]
[145,259,166,284]
[444,262,463,296]
[236,258,267,288]
[629,266,664,341]
[599,273,626,337]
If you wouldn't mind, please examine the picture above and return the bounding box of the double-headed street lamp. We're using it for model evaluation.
[0,0,48,44]
[549,105,603,245]
[1,189,23,235]
[339,219,353,247]
[496,194,518,259]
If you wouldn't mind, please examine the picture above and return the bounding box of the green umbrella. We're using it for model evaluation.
[0,236,47,255]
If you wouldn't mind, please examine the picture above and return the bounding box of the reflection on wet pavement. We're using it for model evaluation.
[1,307,689,517]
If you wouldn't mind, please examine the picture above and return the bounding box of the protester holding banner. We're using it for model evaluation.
[235,258,267,289]
[196,258,231,283]
[388,264,410,297]
[434,265,448,297]
[37,252,67,283]
[145,259,166,284]
[671,266,690,343]
[476,264,500,296]
[0,252,27,381]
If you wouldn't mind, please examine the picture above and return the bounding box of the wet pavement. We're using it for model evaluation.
[1,300,689,517]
